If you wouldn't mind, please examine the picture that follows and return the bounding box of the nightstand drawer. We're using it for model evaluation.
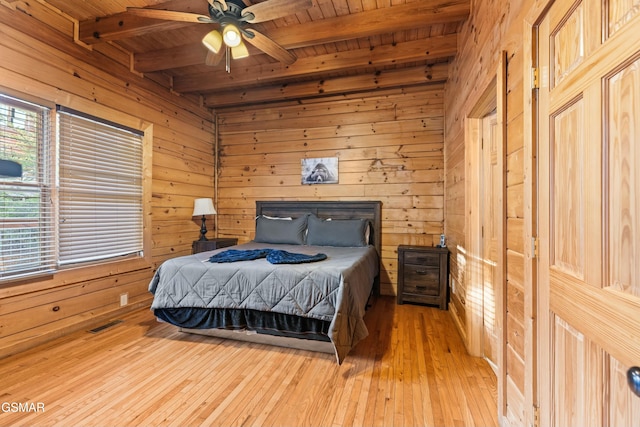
[402,251,440,266]
[403,265,440,296]
[403,283,440,297]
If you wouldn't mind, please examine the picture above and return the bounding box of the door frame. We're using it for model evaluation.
[523,2,552,426]
[463,51,508,420]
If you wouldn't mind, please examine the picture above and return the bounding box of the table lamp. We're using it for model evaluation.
[192,198,216,241]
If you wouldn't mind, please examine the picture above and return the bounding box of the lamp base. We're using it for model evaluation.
[198,215,209,241]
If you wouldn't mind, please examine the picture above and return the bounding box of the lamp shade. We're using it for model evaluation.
[192,198,216,216]
[202,30,223,54]
[231,41,250,59]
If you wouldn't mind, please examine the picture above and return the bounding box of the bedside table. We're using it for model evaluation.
[192,238,238,254]
[397,245,449,309]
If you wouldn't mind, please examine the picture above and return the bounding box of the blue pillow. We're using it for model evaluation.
[254,214,308,245]
[306,214,368,247]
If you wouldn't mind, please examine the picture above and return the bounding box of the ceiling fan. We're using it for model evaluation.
[127,0,312,70]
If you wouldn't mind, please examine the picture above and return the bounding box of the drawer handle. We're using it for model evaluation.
[415,258,429,263]
[416,285,427,290]
[415,270,429,275]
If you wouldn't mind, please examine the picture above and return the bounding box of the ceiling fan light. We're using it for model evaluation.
[202,30,223,54]
[222,25,242,47]
[231,41,250,59]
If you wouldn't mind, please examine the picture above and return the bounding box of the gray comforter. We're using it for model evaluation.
[149,241,379,363]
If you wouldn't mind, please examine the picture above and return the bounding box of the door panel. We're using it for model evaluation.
[537,0,640,424]
[551,99,585,279]
[552,316,603,427]
[610,357,640,424]
[608,0,640,36]
[607,56,640,296]
[552,2,585,86]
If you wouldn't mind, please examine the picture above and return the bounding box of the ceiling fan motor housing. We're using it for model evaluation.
[209,0,252,25]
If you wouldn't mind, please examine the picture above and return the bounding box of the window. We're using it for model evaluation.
[57,107,144,265]
[0,92,145,283]
[0,95,55,280]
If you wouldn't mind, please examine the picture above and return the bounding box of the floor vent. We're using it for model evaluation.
[88,319,123,334]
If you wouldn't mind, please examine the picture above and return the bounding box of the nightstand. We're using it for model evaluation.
[397,245,449,309]
[192,238,238,254]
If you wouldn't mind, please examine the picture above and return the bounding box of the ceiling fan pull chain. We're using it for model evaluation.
[225,45,231,73]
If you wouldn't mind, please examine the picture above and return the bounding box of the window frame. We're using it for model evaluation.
[0,87,153,290]
[0,94,55,281]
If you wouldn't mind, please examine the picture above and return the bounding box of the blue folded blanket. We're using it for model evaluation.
[266,249,327,264]
[207,249,271,263]
[209,248,327,264]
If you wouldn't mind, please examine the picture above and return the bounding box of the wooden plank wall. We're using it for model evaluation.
[215,85,446,296]
[443,0,533,424]
[0,4,215,358]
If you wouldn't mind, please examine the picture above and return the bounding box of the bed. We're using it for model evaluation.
[148,200,382,363]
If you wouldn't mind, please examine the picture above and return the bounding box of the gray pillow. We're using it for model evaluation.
[254,214,307,245]
[306,214,368,247]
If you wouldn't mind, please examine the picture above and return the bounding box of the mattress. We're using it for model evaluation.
[149,241,379,363]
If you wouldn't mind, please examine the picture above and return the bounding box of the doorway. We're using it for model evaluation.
[464,51,507,418]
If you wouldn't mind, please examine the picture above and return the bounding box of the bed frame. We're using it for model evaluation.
[179,200,382,355]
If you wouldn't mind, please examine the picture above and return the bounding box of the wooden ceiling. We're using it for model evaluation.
[43,0,469,108]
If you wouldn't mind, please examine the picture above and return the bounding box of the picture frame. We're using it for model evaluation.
[301,157,339,185]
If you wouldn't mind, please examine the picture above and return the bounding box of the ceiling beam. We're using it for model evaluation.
[173,34,457,93]
[81,0,469,48]
[203,64,449,108]
[263,0,469,49]
[78,0,208,43]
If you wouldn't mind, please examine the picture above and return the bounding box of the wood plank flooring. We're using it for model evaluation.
[0,297,498,427]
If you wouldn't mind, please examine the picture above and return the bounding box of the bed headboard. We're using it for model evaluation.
[255,199,382,267]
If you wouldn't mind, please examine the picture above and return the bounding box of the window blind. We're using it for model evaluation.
[0,95,55,280]
[57,107,143,265]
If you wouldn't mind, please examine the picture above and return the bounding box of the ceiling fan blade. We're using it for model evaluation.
[205,49,224,66]
[126,7,211,23]
[207,0,228,12]
[243,28,296,65]
[241,0,312,23]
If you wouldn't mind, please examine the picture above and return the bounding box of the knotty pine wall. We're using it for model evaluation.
[444,0,531,424]
[215,85,445,296]
[0,5,215,358]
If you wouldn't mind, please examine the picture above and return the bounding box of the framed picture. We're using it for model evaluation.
[301,157,339,184]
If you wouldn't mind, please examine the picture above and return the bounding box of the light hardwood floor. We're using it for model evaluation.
[0,297,498,427]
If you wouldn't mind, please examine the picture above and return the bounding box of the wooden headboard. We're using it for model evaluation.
[255,200,382,294]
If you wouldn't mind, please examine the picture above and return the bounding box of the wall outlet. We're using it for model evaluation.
[120,293,128,306]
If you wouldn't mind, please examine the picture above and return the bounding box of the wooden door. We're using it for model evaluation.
[536,0,640,424]
[482,111,499,368]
